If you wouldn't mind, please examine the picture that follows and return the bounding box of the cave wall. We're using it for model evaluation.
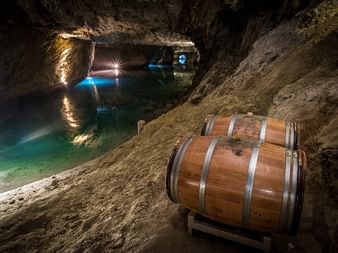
[0,1,94,102]
[178,0,312,103]
[0,30,94,101]
[0,0,312,101]
[15,0,189,45]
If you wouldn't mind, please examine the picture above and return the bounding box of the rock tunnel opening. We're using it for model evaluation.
[90,42,199,72]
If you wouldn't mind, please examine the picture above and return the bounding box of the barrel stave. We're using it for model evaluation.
[205,143,252,227]
[209,116,231,136]
[265,118,286,148]
[177,137,211,212]
[249,144,285,231]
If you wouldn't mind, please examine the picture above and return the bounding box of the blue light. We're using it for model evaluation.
[76,77,116,88]
[178,54,187,65]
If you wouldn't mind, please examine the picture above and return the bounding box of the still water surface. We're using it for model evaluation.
[0,66,194,192]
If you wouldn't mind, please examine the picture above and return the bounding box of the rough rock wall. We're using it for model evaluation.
[15,0,189,45]
[0,1,94,101]
[0,30,94,101]
[180,0,311,103]
[0,0,312,101]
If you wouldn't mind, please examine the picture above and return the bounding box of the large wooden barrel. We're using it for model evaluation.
[201,114,300,150]
[166,136,306,234]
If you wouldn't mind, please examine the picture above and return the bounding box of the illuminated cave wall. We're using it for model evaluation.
[0,30,94,102]
[53,36,95,86]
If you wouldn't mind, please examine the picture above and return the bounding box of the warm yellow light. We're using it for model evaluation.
[57,48,71,85]
[61,97,79,129]
[113,63,119,69]
[72,133,92,145]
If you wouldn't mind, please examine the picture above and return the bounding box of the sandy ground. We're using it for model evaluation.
[0,18,337,253]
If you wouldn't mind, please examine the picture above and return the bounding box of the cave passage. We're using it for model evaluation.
[0,63,195,193]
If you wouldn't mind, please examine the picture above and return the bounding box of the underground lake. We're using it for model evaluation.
[0,66,194,192]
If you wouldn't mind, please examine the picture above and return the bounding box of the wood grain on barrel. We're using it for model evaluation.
[209,117,231,135]
[207,115,292,149]
[205,140,251,227]
[178,137,211,212]
[233,117,261,140]
[265,118,287,147]
[172,136,296,233]
[249,144,285,231]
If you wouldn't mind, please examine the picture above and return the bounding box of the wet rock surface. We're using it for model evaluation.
[0,0,337,253]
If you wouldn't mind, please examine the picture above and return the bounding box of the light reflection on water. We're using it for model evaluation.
[0,67,194,192]
[61,96,80,129]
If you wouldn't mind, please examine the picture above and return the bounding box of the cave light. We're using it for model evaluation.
[57,48,71,85]
[111,58,124,71]
[111,59,124,77]
[178,54,187,65]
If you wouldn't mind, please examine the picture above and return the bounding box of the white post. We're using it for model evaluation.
[137,120,146,134]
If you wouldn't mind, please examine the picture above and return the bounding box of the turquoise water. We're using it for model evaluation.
[0,66,194,192]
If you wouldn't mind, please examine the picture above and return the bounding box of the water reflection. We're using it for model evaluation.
[72,125,97,146]
[114,69,119,77]
[0,66,195,192]
[19,125,56,144]
[173,65,195,85]
[90,83,100,104]
[61,96,80,129]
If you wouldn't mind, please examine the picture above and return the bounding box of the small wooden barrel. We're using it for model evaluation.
[166,136,306,234]
[201,114,300,150]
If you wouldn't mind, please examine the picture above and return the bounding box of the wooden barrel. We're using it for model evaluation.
[166,136,306,234]
[201,114,300,150]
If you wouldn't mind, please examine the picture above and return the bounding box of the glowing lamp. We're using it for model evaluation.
[113,63,119,69]
[178,54,187,65]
